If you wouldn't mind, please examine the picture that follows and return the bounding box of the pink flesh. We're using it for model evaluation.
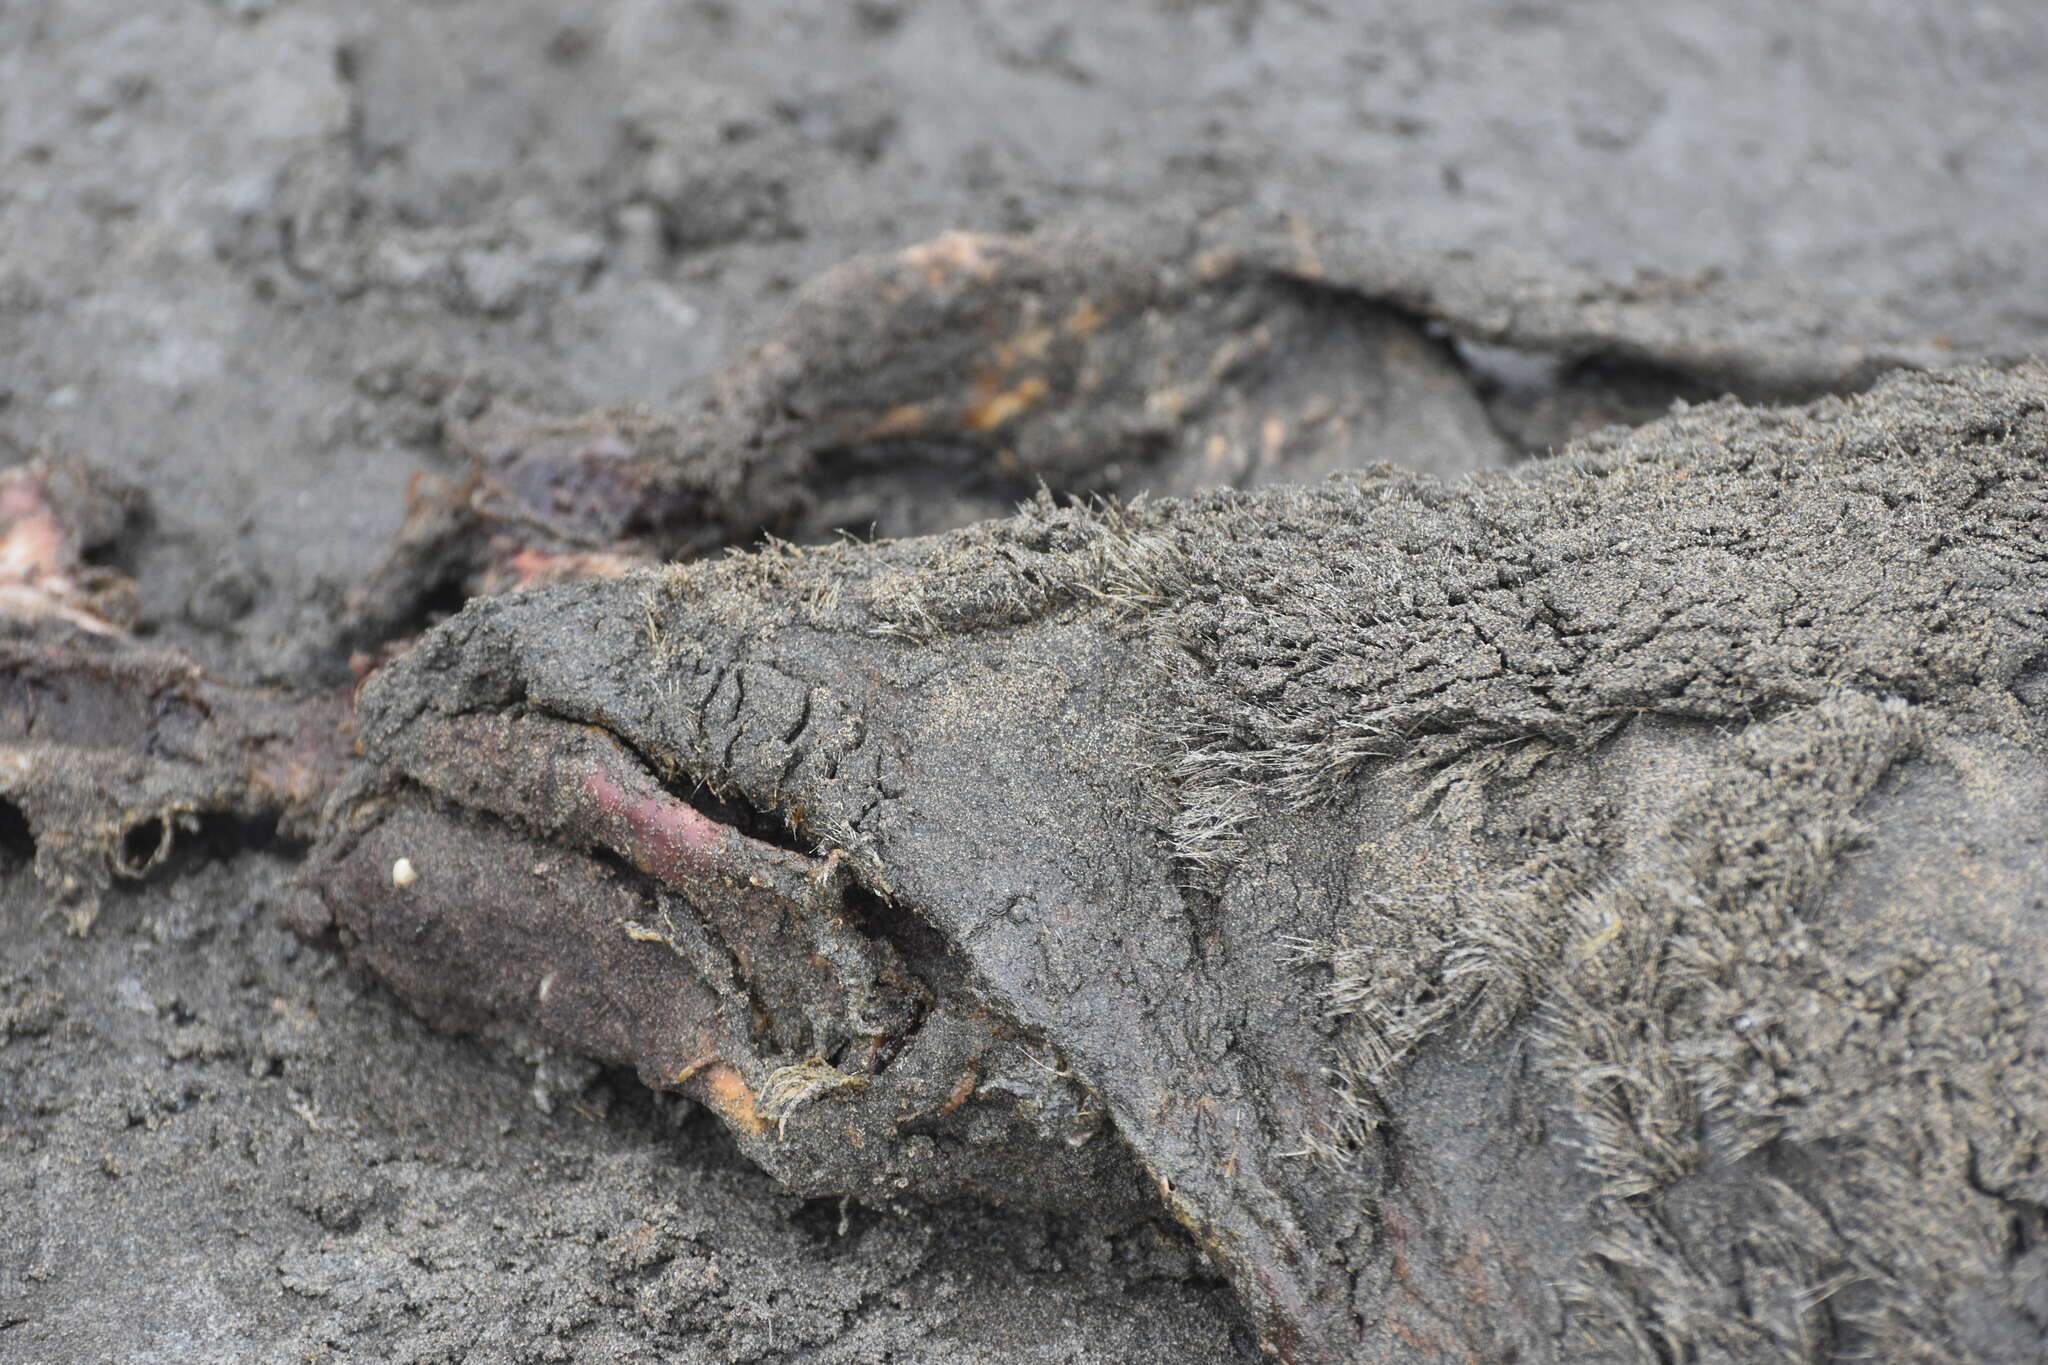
[581,766,728,883]
[0,478,69,585]
[0,473,119,635]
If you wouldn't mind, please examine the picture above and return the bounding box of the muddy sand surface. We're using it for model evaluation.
[4,4,2048,1362]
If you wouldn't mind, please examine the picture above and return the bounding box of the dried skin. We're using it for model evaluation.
[318,363,2048,1362]
[334,219,1519,662]
[7,220,2043,1359]
[328,213,2001,677]
[0,463,349,931]
[0,637,351,931]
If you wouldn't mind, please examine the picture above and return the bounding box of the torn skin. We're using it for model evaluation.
[325,216,1535,668]
[321,211,1973,687]
[0,633,352,932]
[314,211,2018,692]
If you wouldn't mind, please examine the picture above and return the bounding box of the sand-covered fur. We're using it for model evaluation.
[333,365,2048,1359]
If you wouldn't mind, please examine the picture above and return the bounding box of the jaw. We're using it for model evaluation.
[312,570,1350,1358]
[291,691,1158,1218]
